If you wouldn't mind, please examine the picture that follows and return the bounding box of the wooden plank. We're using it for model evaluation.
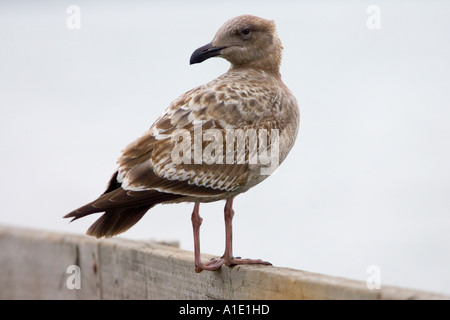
[0,225,447,300]
[0,226,98,299]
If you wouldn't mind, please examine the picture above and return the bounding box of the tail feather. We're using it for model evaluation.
[64,171,183,238]
[86,205,152,238]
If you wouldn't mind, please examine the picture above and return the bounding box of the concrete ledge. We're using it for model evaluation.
[0,225,447,300]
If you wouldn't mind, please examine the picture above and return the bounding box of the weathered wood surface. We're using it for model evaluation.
[0,225,447,300]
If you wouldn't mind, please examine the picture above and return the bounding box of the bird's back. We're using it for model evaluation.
[117,67,299,198]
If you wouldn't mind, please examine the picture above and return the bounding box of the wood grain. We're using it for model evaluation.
[0,226,447,300]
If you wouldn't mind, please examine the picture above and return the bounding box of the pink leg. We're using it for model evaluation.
[191,198,271,273]
[191,202,224,273]
[221,197,272,267]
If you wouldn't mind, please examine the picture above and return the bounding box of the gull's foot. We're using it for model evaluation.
[194,258,225,273]
[225,257,272,267]
[194,256,272,273]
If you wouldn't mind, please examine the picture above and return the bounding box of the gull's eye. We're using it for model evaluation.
[241,27,251,35]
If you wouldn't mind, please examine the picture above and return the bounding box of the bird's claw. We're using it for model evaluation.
[195,256,271,273]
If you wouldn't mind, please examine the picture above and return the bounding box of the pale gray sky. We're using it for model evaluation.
[1,0,449,295]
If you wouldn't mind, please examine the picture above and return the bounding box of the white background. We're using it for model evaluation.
[1,0,449,295]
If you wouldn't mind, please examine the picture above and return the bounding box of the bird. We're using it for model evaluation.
[64,14,300,273]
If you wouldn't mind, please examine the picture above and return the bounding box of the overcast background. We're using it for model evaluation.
[1,0,449,296]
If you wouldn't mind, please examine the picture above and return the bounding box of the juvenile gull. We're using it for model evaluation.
[65,14,300,272]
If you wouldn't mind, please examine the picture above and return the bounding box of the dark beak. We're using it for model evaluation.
[190,42,226,65]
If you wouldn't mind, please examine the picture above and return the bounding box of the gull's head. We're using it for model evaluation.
[190,15,283,74]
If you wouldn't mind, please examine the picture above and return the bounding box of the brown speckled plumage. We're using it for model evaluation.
[65,15,299,272]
